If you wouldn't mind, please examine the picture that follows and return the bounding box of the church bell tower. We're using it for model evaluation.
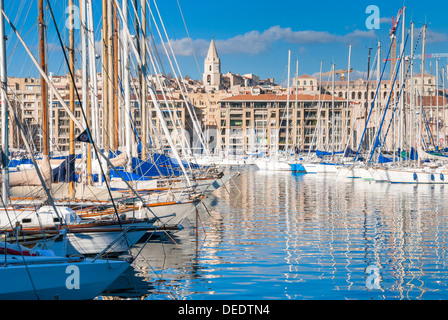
[203,38,221,92]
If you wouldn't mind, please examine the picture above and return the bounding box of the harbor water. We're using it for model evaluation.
[99,166,448,300]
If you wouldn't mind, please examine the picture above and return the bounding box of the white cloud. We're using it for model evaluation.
[165,26,378,57]
[412,27,448,44]
[426,30,448,43]
[380,17,393,25]
[162,37,210,56]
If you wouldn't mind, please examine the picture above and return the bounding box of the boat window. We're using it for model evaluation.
[22,218,32,223]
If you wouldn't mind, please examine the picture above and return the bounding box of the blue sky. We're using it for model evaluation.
[3,0,448,84]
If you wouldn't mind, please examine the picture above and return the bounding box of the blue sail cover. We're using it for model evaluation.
[51,150,184,182]
[344,147,357,157]
[9,158,33,168]
[316,150,344,157]
[378,148,418,163]
[52,156,76,182]
[132,156,182,178]
[378,154,396,163]
[410,147,418,160]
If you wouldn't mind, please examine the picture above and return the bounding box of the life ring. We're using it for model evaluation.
[440,138,445,146]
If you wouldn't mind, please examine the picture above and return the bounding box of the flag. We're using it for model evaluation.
[75,129,92,143]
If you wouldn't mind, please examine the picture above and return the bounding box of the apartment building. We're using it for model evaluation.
[219,93,351,155]
[4,72,198,156]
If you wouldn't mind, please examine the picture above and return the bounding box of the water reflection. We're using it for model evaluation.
[99,167,448,300]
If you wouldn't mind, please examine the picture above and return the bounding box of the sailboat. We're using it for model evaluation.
[0,1,132,300]
[0,243,131,300]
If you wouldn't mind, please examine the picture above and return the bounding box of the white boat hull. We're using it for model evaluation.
[302,163,318,174]
[66,228,147,256]
[255,159,291,171]
[336,167,373,180]
[371,167,448,184]
[303,163,338,174]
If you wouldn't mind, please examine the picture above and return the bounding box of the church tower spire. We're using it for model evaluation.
[206,37,219,63]
[203,37,221,92]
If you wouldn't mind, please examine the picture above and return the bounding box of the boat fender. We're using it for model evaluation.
[413,172,418,181]
[431,174,435,181]
[441,173,445,181]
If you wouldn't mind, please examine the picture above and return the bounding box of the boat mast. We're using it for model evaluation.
[68,0,76,198]
[295,58,298,149]
[0,0,8,204]
[345,44,351,151]
[398,7,406,164]
[365,48,371,153]
[286,49,291,154]
[418,24,427,157]
[122,0,132,170]
[444,66,446,146]
[80,0,91,185]
[86,0,100,182]
[140,0,148,161]
[331,63,335,155]
[436,59,440,147]
[409,22,415,165]
[49,72,53,153]
[113,1,119,151]
[107,0,114,152]
[101,0,109,184]
[318,60,322,151]
[376,41,381,159]
[39,0,50,188]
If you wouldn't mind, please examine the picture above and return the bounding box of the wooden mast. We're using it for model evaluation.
[38,0,50,189]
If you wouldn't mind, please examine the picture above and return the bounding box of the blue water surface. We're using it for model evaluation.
[101,167,448,300]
